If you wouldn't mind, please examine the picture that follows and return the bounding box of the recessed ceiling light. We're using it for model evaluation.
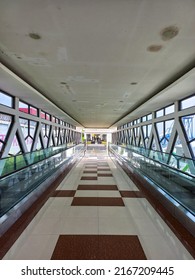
[130,82,137,85]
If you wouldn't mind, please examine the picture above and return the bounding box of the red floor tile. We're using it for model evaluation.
[77,185,118,190]
[51,235,147,260]
[97,168,111,171]
[98,173,113,177]
[71,197,124,206]
[51,190,76,197]
[81,176,97,180]
[120,191,145,198]
[83,171,97,173]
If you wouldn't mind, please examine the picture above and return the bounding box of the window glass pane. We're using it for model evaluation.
[156,122,164,140]
[0,113,12,142]
[19,101,29,113]
[147,114,152,120]
[19,118,28,138]
[0,141,3,153]
[148,124,152,136]
[173,134,184,156]
[142,116,146,122]
[142,126,147,138]
[165,119,174,140]
[25,136,33,152]
[46,113,50,121]
[151,138,157,150]
[165,104,174,115]
[9,135,21,156]
[30,106,37,116]
[190,140,195,157]
[30,121,37,138]
[41,111,46,119]
[156,109,164,118]
[36,136,42,150]
[0,91,12,107]
[181,115,195,141]
[181,95,195,110]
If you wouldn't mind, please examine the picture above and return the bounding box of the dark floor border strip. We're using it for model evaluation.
[83,171,97,174]
[0,161,77,259]
[110,154,195,258]
[77,185,118,190]
[71,197,124,206]
[120,191,145,198]
[97,169,111,171]
[51,190,76,197]
[98,174,113,177]
[81,176,97,180]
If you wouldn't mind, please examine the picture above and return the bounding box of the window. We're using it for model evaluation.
[156,119,174,151]
[156,109,164,118]
[30,106,38,116]
[181,115,195,142]
[46,113,50,121]
[180,95,195,110]
[19,101,29,113]
[19,118,37,151]
[0,113,12,154]
[0,91,13,107]
[165,104,174,115]
[41,111,46,119]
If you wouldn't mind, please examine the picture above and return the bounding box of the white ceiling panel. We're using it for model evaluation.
[0,0,195,128]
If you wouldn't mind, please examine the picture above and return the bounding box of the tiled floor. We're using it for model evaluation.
[2,150,194,260]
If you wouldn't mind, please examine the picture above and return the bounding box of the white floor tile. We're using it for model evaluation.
[97,177,116,184]
[61,217,99,234]
[98,217,137,235]
[98,206,131,218]
[139,234,193,260]
[30,217,64,235]
[97,190,121,197]
[66,206,98,218]
[133,216,166,236]
[3,234,59,260]
[75,190,98,197]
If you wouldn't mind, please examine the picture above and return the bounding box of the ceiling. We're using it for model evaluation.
[0,0,195,128]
